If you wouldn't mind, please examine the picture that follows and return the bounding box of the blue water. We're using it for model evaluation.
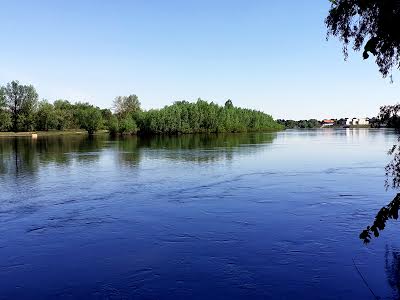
[1,129,400,299]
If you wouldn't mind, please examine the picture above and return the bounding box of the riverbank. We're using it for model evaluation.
[0,128,286,138]
[0,130,109,137]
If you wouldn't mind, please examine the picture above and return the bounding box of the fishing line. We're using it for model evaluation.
[352,256,380,300]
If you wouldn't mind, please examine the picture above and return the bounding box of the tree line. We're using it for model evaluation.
[0,81,282,135]
[276,119,321,129]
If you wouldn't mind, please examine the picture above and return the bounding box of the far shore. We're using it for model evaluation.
[0,127,385,138]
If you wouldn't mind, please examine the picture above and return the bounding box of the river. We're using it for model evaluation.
[0,129,399,299]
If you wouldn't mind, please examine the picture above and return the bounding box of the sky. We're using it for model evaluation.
[0,0,399,120]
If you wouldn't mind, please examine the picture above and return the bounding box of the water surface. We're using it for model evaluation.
[1,129,399,299]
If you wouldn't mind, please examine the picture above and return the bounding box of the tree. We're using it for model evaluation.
[277,119,321,129]
[379,104,400,128]
[0,89,11,131]
[0,111,11,131]
[225,99,233,109]
[54,100,76,130]
[326,0,400,77]
[1,81,38,131]
[78,106,103,135]
[0,87,5,108]
[118,116,138,135]
[113,94,141,118]
[35,100,57,131]
[108,115,119,135]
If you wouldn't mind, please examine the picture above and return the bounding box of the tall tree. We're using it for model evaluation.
[113,94,141,117]
[1,81,38,131]
[326,0,400,77]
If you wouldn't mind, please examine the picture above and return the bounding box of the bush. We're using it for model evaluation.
[118,116,138,135]
[108,115,119,135]
[79,107,103,135]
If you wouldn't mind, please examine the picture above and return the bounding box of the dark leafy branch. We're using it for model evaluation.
[326,0,400,77]
[360,105,400,243]
[326,1,400,243]
[360,194,400,244]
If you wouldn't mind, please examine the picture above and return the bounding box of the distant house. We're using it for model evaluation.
[358,118,370,125]
[350,118,370,126]
[320,118,371,127]
[337,117,370,127]
[321,119,335,127]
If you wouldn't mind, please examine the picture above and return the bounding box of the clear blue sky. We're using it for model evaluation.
[1,0,398,120]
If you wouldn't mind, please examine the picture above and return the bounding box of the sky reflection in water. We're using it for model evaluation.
[0,129,400,299]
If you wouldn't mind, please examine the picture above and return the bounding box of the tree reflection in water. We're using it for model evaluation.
[0,132,277,176]
[385,245,400,300]
[0,135,107,177]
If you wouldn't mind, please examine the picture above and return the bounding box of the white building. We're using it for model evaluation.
[357,118,369,125]
[341,118,370,126]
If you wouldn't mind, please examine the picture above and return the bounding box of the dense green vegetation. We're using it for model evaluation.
[0,80,282,135]
[138,100,282,134]
[0,81,110,134]
[277,119,320,129]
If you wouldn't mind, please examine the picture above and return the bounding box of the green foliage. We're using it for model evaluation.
[224,99,233,109]
[0,87,5,107]
[0,110,11,131]
[0,89,11,131]
[100,109,113,130]
[77,106,103,135]
[0,82,282,136]
[118,116,138,135]
[113,94,141,118]
[277,119,320,129]
[35,100,58,131]
[108,115,119,135]
[139,99,283,134]
[53,100,76,130]
[1,80,38,131]
[326,0,400,77]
